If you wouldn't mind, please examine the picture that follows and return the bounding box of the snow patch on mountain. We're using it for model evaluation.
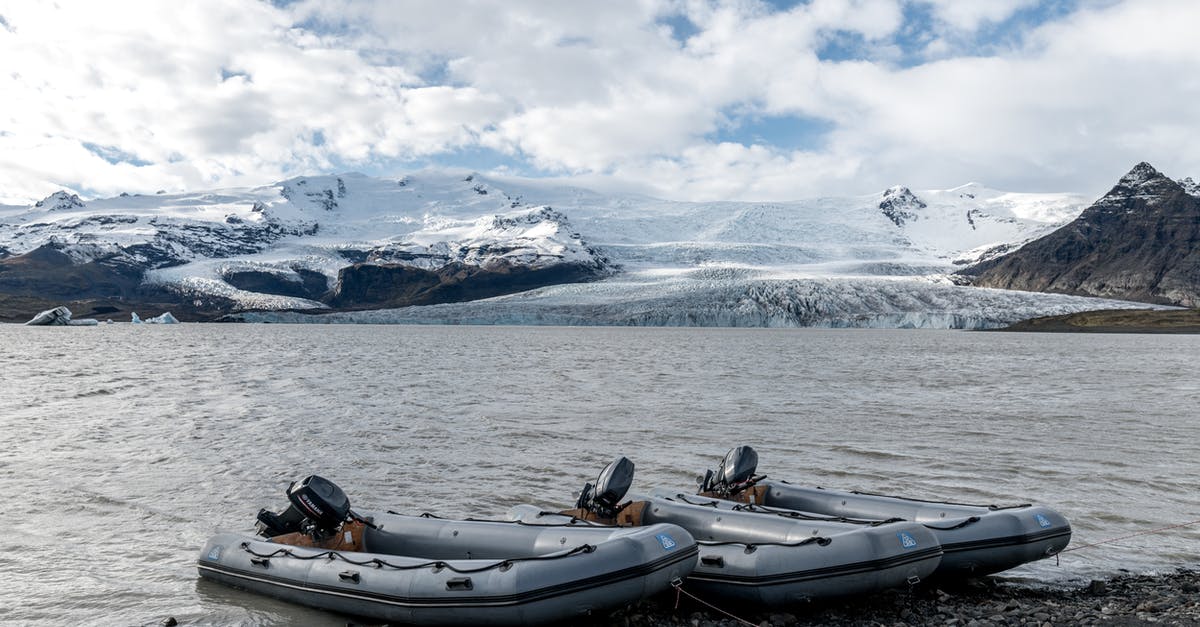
[1119,162,1163,188]
[34,191,86,211]
[882,183,1087,262]
[151,274,327,311]
[879,186,925,227]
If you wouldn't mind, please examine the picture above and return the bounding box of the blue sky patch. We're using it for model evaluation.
[710,111,835,151]
[891,3,939,66]
[656,14,700,45]
[291,13,358,40]
[220,67,250,82]
[816,30,872,63]
[335,146,532,179]
[82,142,152,167]
[417,58,455,86]
[422,146,530,175]
[972,0,1082,52]
[808,2,1088,68]
[761,0,808,11]
[891,1,1085,64]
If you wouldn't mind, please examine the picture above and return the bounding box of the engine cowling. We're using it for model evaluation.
[699,445,760,496]
[576,456,635,519]
[256,474,352,540]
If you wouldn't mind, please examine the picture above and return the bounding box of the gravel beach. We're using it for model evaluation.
[591,569,1200,627]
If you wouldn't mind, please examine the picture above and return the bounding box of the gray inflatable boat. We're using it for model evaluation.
[198,476,698,625]
[513,457,943,606]
[693,446,1072,577]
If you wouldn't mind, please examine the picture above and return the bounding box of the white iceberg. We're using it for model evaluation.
[25,306,98,326]
[132,311,180,324]
[147,312,180,324]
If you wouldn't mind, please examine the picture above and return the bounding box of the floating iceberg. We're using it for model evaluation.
[26,306,72,326]
[25,306,98,326]
[131,311,180,325]
[148,312,179,324]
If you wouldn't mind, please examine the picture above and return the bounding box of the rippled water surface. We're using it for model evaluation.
[2,324,1198,625]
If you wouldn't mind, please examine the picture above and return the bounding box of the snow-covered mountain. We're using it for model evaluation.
[0,173,611,312]
[0,170,1163,327]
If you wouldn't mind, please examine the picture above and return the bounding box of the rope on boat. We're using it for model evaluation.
[698,536,832,550]
[922,516,981,531]
[401,510,607,527]
[239,541,596,573]
[668,492,912,527]
[672,580,759,627]
[666,494,725,508]
[1057,518,1200,558]
[845,488,1031,511]
[730,502,906,527]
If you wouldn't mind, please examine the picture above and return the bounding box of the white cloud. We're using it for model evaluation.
[0,0,1196,204]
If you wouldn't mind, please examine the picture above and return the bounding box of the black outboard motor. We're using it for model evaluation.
[257,475,353,541]
[576,456,635,519]
[699,445,762,497]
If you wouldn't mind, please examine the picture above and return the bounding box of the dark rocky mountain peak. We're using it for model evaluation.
[963,162,1200,307]
[1119,161,1161,185]
[879,186,926,227]
[1178,177,1199,197]
[1097,162,1182,205]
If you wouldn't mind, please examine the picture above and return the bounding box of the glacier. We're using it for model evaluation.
[229,272,1162,329]
[0,170,1168,328]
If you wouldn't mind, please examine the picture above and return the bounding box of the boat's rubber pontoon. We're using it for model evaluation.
[514,457,943,606]
[695,446,1073,577]
[198,476,698,625]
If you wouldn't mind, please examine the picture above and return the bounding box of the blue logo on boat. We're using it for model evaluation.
[898,532,918,549]
[207,545,223,561]
[1035,514,1052,528]
[656,534,678,551]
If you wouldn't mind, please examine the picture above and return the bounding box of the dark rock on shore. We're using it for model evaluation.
[585,569,1200,627]
[0,293,228,323]
[1001,308,1200,333]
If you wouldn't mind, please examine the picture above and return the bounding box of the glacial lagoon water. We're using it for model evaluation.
[1,324,1198,625]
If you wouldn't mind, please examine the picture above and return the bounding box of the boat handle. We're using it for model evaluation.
[700,555,725,568]
[446,577,473,591]
[339,570,361,583]
[250,557,270,568]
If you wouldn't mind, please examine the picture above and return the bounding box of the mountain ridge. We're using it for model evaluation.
[963,162,1200,307]
[0,168,1165,326]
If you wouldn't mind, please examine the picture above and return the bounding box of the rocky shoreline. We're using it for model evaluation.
[1000,309,1200,334]
[591,569,1200,626]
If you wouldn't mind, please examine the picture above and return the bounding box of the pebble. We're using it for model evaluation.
[595,568,1200,627]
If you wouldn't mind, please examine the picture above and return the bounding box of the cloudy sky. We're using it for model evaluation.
[0,0,1196,204]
